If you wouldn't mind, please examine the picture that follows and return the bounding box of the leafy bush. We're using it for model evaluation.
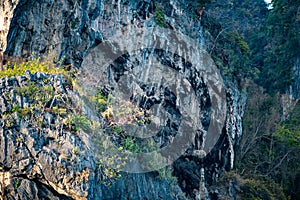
[240,177,286,200]
[15,82,55,104]
[238,86,300,198]
[157,166,178,184]
[154,6,165,27]
[218,172,286,200]
[63,114,91,133]
[123,137,142,153]
[0,57,69,78]
[275,126,300,149]
[91,89,108,112]
[98,143,128,186]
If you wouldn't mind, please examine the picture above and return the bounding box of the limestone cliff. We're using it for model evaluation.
[4,0,102,67]
[0,0,19,53]
[1,0,246,199]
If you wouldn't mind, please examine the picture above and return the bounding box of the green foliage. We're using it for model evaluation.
[11,106,32,119]
[71,82,160,186]
[13,180,20,189]
[0,56,136,188]
[11,106,21,113]
[2,113,17,128]
[72,147,80,155]
[2,80,56,126]
[69,83,155,185]
[63,114,91,133]
[203,0,300,93]
[94,90,108,112]
[0,58,92,133]
[216,31,250,79]
[0,57,68,78]
[238,85,300,199]
[233,33,250,54]
[186,0,212,8]
[202,13,251,80]
[204,4,300,196]
[15,82,55,104]
[71,17,80,30]
[101,97,152,127]
[252,0,300,93]
[218,172,287,200]
[51,106,67,115]
[240,176,286,200]
[123,137,142,153]
[110,134,159,156]
[157,166,178,184]
[275,126,300,149]
[274,101,300,149]
[98,145,128,186]
[72,115,91,132]
[139,150,167,172]
[112,126,123,135]
[154,6,166,27]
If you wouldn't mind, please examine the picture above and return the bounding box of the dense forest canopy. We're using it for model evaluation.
[202,0,300,94]
[201,0,300,199]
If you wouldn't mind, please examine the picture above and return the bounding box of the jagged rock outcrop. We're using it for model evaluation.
[4,0,102,67]
[0,0,19,53]
[0,71,185,200]
[1,0,246,199]
[76,0,246,199]
[0,72,97,199]
[281,57,300,119]
[292,58,300,100]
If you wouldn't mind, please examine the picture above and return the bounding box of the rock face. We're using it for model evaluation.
[281,56,300,119]
[0,0,19,53]
[4,0,102,67]
[0,72,184,200]
[1,0,246,199]
[0,72,96,199]
[292,58,300,100]
[79,0,246,199]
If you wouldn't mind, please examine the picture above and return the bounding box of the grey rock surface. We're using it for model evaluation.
[0,0,19,53]
[0,73,97,199]
[4,0,102,67]
[1,0,246,200]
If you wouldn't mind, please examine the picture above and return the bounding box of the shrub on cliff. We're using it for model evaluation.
[0,57,70,78]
